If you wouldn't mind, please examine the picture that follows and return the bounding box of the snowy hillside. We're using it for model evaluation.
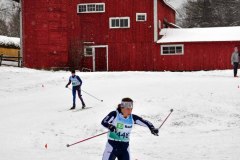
[0,66,240,160]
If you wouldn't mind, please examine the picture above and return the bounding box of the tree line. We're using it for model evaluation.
[1,0,240,36]
[0,2,20,37]
[177,0,240,27]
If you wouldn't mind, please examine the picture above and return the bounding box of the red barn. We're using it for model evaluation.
[158,27,240,71]
[18,0,176,71]
[17,0,240,71]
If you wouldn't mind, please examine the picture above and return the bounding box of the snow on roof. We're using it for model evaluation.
[168,22,181,28]
[163,0,177,13]
[0,35,20,48]
[158,26,240,43]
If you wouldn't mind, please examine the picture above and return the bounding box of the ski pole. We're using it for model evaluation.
[66,131,109,147]
[81,89,104,102]
[158,109,173,130]
[66,87,103,102]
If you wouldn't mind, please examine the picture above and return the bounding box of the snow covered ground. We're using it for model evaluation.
[0,66,240,160]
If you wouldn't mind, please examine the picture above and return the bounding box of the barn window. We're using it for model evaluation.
[136,13,147,21]
[96,4,104,11]
[84,47,93,56]
[77,3,105,13]
[79,5,87,12]
[87,4,95,12]
[110,17,130,28]
[161,44,184,55]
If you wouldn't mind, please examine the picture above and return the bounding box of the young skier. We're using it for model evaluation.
[65,70,86,110]
[101,97,159,160]
[231,46,240,77]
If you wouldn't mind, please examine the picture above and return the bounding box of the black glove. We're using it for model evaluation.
[65,85,68,88]
[150,128,159,136]
[108,124,116,132]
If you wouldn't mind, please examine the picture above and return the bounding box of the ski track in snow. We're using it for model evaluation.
[0,66,240,160]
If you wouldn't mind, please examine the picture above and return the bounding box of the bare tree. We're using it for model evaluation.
[0,3,9,36]
[8,7,20,37]
[179,0,240,27]
[69,38,85,70]
[0,18,8,35]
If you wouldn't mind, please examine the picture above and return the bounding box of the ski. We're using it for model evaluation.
[58,107,92,112]
[72,107,92,112]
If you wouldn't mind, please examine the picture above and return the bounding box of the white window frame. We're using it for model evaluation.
[161,44,184,55]
[77,3,105,13]
[109,17,130,29]
[84,46,94,57]
[136,13,147,22]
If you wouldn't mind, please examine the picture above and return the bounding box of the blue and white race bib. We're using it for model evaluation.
[70,76,81,86]
[108,111,134,142]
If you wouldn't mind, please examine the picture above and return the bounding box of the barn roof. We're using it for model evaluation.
[0,35,20,48]
[163,0,176,13]
[158,26,240,43]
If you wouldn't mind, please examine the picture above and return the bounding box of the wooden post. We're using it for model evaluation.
[18,51,20,67]
[0,54,3,66]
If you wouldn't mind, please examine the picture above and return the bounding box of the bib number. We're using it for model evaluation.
[116,132,129,139]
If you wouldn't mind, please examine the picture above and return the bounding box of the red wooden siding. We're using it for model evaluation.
[157,42,239,71]
[71,0,174,71]
[22,0,69,69]
[95,48,107,71]
[22,0,239,71]
[25,0,240,72]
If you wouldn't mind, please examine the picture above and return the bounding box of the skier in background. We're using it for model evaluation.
[231,46,240,77]
[65,70,86,110]
[101,97,159,160]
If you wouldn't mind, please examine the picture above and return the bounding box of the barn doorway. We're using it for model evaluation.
[84,45,108,72]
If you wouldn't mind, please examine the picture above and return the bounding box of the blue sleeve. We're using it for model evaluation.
[101,111,117,128]
[66,77,71,86]
[76,76,82,85]
[132,114,155,130]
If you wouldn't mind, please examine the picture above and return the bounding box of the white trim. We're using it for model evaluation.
[88,45,108,48]
[93,49,96,71]
[83,41,95,44]
[158,20,161,29]
[84,45,108,71]
[106,46,109,71]
[109,17,130,29]
[153,0,158,42]
[136,13,147,21]
[84,46,94,57]
[169,22,181,28]
[161,44,184,55]
[77,3,105,13]
[20,0,23,66]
